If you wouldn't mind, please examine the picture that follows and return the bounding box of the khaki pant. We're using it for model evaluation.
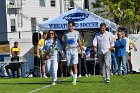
[98,50,111,80]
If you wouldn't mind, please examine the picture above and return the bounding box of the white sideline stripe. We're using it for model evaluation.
[27,85,51,93]
[27,78,70,93]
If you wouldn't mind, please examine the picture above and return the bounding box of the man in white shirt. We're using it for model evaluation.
[93,23,114,83]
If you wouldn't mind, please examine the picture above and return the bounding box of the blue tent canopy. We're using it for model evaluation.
[38,7,118,31]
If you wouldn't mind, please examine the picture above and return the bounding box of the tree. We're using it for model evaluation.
[91,0,140,33]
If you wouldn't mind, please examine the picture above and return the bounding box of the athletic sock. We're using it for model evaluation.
[70,71,74,82]
[73,74,77,83]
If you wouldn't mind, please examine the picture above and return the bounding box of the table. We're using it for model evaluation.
[0,57,27,77]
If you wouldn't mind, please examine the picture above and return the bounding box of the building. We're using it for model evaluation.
[0,0,90,42]
[0,0,90,55]
[62,0,89,12]
[0,0,63,42]
[0,1,8,42]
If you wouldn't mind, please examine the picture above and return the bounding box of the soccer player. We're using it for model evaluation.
[62,21,83,85]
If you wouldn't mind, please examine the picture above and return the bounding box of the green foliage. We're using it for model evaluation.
[91,0,140,32]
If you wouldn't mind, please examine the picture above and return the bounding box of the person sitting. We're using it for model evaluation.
[5,41,21,78]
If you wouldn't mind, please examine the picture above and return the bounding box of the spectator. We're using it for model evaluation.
[5,41,21,77]
[37,32,48,78]
[29,45,40,77]
[128,39,137,73]
[78,38,88,77]
[60,53,67,77]
[58,34,66,77]
[85,48,92,76]
[114,31,127,75]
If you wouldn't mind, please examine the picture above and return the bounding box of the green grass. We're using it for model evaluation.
[0,74,140,93]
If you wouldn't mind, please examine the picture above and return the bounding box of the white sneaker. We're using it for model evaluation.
[85,74,88,77]
[53,78,58,82]
[42,75,48,78]
[52,82,56,85]
[88,74,91,76]
[78,74,82,77]
[104,79,110,83]
[106,79,110,83]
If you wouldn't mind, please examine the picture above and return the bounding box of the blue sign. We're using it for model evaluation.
[48,22,98,29]
[63,12,89,22]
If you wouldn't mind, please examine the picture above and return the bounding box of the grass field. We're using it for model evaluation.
[0,74,140,93]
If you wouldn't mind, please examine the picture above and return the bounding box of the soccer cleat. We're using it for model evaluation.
[71,75,76,85]
[72,81,76,85]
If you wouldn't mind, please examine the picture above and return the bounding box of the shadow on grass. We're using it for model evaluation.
[0,82,51,85]
[57,80,103,84]
[78,80,103,83]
